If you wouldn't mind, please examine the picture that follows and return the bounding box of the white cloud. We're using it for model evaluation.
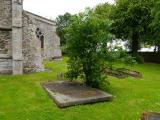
[23,0,114,20]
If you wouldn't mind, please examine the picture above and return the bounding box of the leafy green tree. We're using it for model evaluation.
[110,0,153,54]
[150,0,160,52]
[94,3,113,19]
[55,13,72,46]
[65,9,134,88]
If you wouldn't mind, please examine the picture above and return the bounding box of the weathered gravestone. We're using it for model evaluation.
[43,81,113,108]
[141,112,160,120]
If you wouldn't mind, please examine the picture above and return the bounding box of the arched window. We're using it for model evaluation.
[36,28,44,49]
[40,35,44,49]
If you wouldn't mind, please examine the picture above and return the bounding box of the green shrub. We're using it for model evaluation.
[65,9,135,88]
[133,54,144,64]
[65,9,112,88]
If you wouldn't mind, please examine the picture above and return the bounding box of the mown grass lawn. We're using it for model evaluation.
[0,57,160,120]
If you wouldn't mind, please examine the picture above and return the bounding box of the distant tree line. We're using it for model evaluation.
[56,0,160,54]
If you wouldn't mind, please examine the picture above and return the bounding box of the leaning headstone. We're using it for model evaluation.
[43,81,113,108]
[141,112,160,120]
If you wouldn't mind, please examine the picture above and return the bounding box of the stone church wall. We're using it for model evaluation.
[0,0,12,74]
[22,12,43,73]
[0,58,12,74]
[24,11,61,60]
[0,0,62,74]
[22,11,61,73]
[35,19,58,60]
[0,0,12,28]
[0,30,12,55]
[0,30,12,74]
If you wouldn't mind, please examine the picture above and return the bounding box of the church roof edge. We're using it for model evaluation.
[23,10,56,26]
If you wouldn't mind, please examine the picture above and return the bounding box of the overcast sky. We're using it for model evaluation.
[23,0,114,20]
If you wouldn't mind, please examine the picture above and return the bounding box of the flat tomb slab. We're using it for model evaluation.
[141,112,160,120]
[43,81,113,108]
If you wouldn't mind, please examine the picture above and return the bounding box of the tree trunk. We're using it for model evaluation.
[154,45,157,52]
[131,32,139,54]
[83,62,91,85]
[158,45,160,52]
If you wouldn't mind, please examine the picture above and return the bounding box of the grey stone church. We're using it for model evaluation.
[0,0,62,74]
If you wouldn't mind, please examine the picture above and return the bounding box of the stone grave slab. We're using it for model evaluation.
[43,81,113,108]
[141,112,160,120]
